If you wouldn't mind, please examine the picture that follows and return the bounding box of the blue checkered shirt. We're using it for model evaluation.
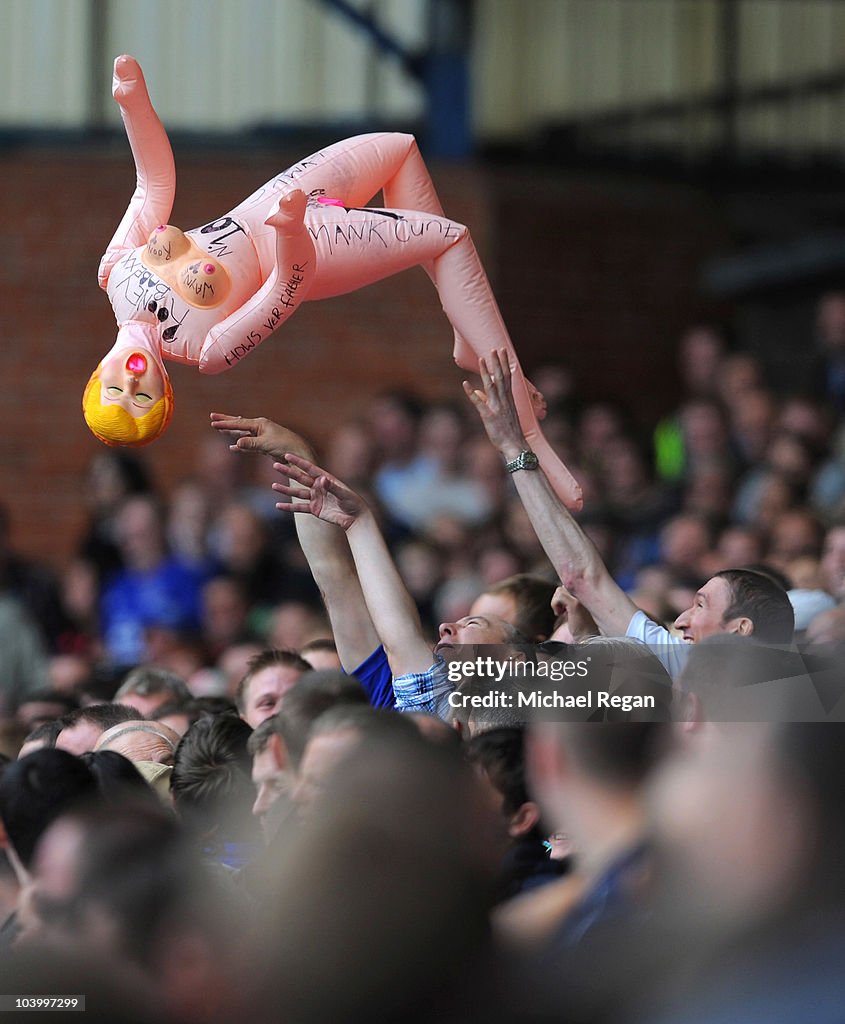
[392,655,454,720]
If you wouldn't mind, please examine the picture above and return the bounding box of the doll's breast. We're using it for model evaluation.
[106,222,262,366]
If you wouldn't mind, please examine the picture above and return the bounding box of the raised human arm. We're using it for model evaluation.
[273,454,434,677]
[464,350,637,638]
[209,413,378,671]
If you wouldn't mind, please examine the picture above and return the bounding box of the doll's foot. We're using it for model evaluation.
[265,190,307,234]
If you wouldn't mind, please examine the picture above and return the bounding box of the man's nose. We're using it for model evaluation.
[439,622,456,640]
[673,608,690,630]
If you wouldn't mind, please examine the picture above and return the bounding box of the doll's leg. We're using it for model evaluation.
[98,56,176,290]
[230,134,445,233]
[432,235,584,510]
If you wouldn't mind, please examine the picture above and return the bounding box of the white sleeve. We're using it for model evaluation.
[625,610,690,680]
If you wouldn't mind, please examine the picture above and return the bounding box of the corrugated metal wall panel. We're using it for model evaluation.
[0,0,843,160]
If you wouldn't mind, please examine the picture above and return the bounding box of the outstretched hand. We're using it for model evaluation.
[462,348,527,459]
[210,412,314,462]
[272,453,367,530]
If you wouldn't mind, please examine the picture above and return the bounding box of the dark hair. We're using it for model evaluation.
[738,562,792,593]
[299,638,338,656]
[466,727,532,822]
[79,750,159,806]
[374,389,424,423]
[17,690,80,716]
[235,649,311,712]
[247,715,279,757]
[194,695,239,716]
[53,802,220,970]
[556,722,669,788]
[115,667,191,704]
[482,574,557,642]
[170,714,255,838]
[150,696,238,729]
[275,670,367,770]
[21,719,63,751]
[58,703,138,734]
[309,705,418,745]
[0,750,99,867]
[715,568,795,644]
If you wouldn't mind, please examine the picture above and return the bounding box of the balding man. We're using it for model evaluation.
[94,720,181,766]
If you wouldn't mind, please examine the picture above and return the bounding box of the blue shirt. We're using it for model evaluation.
[101,557,209,666]
[348,645,395,709]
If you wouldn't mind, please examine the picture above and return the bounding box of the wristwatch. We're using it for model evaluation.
[505,449,540,474]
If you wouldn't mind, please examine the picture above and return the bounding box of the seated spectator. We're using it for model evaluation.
[0,594,50,717]
[247,716,290,839]
[821,523,845,602]
[199,574,258,661]
[79,750,160,806]
[248,724,497,1024]
[170,713,259,868]
[466,727,566,901]
[526,716,671,950]
[100,495,211,668]
[77,449,153,582]
[94,720,181,766]
[235,649,311,729]
[0,749,99,947]
[26,801,242,1022]
[299,638,341,672]
[212,502,317,619]
[54,704,138,756]
[17,720,63,759]
[113,666,192,717]
[385,402,492,528]
[148,696,237,736]
[15,690,79,734]
[292,705,419,813]
[276,671,368,772]
[265,601,329,652]
[0,503,69,653]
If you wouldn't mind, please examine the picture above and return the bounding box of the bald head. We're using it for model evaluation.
[94,720,181,766]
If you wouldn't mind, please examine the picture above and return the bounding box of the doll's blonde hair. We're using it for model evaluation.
[82,371,174,447]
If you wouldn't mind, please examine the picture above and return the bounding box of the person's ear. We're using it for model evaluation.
[268,733,287,771]
[526,725,570,799]
[732,617,753,637]
[507,800,540,839]
[678,692,704,734]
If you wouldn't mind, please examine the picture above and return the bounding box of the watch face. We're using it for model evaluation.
[507,450,539,472]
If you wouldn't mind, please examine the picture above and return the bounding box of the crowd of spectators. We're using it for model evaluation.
[0,293,844,1020]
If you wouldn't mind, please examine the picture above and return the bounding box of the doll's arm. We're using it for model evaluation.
[98,55,176,290]
[198,190,316,374]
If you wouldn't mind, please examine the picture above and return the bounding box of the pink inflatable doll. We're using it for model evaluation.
[85,55,582,510]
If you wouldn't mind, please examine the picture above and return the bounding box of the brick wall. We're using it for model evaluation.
[1,144,729,563]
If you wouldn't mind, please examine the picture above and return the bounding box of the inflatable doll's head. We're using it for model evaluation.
[83,322,174,447]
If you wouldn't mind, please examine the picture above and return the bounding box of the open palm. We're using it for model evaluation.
[272,453,365,530]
